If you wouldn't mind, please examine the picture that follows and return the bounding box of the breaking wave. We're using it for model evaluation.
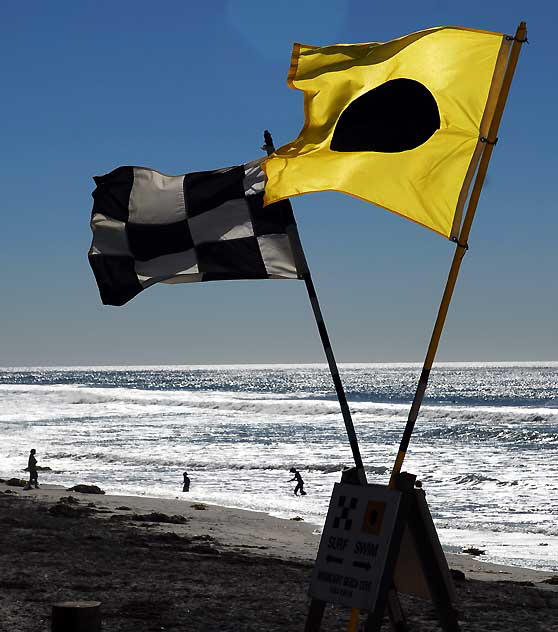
[1,364,557,571]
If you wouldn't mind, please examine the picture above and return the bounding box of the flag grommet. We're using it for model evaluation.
[450,236,469,251]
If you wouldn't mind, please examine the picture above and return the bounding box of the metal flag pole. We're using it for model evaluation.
[389,21,528,486]
[262,130,367,483]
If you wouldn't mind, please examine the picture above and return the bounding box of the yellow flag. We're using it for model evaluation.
[263,27,511,239]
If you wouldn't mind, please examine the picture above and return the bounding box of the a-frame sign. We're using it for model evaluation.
[305,472,460,631]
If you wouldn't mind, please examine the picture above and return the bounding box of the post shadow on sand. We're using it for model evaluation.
[289,468,307,496]
[24,449,39,490]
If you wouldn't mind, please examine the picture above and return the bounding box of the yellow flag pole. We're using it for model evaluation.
[389,21,527,486]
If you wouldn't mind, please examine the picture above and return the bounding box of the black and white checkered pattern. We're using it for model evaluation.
[88,159,302,306]
[332,495,358,531]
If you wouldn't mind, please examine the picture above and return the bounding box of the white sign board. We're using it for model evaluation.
[309,483,401,610]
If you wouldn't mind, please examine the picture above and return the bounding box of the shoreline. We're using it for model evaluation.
[4,482,557,586]
[2,481,558,631]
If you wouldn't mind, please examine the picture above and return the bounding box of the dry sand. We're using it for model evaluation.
[1,482,557,631]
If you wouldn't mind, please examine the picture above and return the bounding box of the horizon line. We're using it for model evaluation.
[1,360,557,370]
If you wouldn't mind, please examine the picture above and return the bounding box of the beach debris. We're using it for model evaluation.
[542,576,558,585]
[116,505,131,510]
[0,579,32,590]
[450,569,466,582]
[462,547,486,556]
[5,478,27,487]
[49,503,94,518]
[110,514,132,522]
[151,531,184,544]
[67,484,106,494]
[290,516,304,521]
[110,512,187,524]
[192,534,214,542]
[85,534,104,541]
[118,598,174,621]
[190,503,207,510]
[188,535,218,554]
[59,495,80,504]
[3,489,18,495]
[188,542,219,555]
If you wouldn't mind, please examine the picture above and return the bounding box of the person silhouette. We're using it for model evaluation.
[24,449,39,490]
[182,471,190,492]
[289,468,306,496]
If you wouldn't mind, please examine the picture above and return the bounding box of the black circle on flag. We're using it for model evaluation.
[330,78,440,153]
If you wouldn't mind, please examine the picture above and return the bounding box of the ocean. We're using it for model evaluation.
[1,363,557,572]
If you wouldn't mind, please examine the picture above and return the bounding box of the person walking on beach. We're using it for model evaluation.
[182,471,190,492]
[24,449,39,490]
[289,468,306,496]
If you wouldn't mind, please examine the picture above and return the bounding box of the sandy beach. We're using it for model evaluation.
[1,481,557,631]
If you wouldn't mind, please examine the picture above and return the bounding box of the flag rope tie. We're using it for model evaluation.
[480,136,498,145]
[450,236,469,250]
[506,34,528,43]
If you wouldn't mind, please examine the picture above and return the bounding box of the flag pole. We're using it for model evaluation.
[389,21,527,486]
[263,131,367,483]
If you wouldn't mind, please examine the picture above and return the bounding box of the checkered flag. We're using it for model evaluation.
[333,495,358,531]
[88,159,303,306]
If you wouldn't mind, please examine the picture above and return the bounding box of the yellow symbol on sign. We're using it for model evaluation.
[362,501,386,535]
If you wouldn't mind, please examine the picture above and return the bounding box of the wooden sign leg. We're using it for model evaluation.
[304,598,326,632]
[364,474,415,631]
[386,587,408,632]
[407,491,460,632]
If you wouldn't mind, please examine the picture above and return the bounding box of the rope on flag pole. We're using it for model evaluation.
[262,131,367,481]
[389,21,528,486]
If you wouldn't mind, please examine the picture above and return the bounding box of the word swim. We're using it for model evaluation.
[327,536,379,558]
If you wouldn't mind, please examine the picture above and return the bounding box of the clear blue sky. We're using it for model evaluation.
[0,0,555,365]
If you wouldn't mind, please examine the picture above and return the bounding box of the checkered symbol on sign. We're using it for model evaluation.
[332,495,358,531]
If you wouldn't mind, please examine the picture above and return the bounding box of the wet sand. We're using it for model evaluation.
[1,483,557,631]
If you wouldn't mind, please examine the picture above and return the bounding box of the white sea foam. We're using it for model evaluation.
[1,364,557,571]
